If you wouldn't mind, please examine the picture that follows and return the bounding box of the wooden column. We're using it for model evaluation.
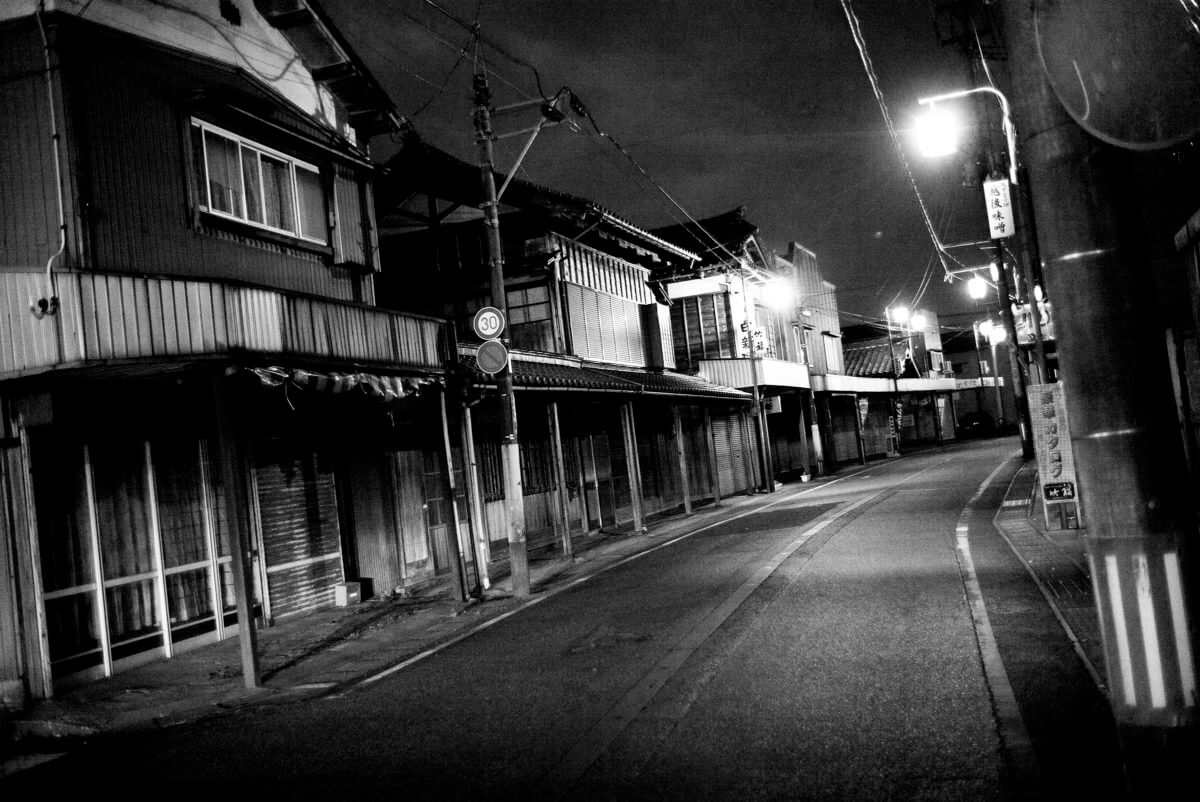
[548,401,573,557]
[211,370,260,689]
[460,405,491,589]
[672,406,692,514]
[438,388,469,601]
[703,407,721,504]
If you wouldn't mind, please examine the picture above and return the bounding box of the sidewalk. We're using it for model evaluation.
[992,460,1107,693]
[2,450,1106,767]
[0,484,773,761]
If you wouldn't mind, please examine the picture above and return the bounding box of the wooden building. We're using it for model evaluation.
[0,1,456,706]
[375,135,752,581]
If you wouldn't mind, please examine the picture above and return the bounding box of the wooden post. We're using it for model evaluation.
[548,401,573,557]
[621,402,646,532]
[211,370,261,689]
[672,406,692,513]
[461,405,491,589]
[703,407,721,504]
[438,388,470,601]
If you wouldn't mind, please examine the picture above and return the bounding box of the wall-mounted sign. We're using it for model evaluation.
[473,306,505,340]
[983,178,1015,239]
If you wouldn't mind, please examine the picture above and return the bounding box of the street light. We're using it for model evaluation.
[976,319,1007,426]
[915,86,1038,460]
[917,87,1018,185]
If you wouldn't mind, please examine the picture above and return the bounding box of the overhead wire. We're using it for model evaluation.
[839,0,966,281]
[405,1,481,119]
[391,0,778,273]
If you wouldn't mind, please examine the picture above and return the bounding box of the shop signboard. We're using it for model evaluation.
[1030,382,1080,523]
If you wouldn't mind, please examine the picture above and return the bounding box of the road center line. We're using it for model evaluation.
[534,490,884,795]
[348,453,953,695]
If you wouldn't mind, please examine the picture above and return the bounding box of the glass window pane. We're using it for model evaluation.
[525,285,548,304]
[261,155,295,233]
[296,167,326,242]
[91,442,155,581]
[106,578,161,655]
[241,147,263,224]
[32,441,93,592]
[166,568,215,636]
[203,131,243,217]
[152,440,209,569]
[44,593,101,672]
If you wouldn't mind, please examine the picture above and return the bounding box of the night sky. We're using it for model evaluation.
[322,1,997,325]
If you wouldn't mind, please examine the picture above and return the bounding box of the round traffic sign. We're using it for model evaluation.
[473,306,505,340]
[476,339,509,375]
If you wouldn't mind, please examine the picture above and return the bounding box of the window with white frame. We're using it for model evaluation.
[191,119,327,245]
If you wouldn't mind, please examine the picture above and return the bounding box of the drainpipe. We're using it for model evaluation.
[33,2,63,320]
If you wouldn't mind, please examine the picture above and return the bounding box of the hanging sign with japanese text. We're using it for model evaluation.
[983,178,1015,239]
[1029,382,1078,503]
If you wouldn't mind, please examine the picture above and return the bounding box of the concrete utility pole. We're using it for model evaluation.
[994,244,1034,460]
[998,2,1198,793]
[473,72,530,598]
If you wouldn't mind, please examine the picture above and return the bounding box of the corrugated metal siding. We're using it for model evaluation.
[333,165,367,268]
[254,442,343,619]
[564,282,646,366]
[0,40,60,268]
[557,240,654,304]
[0,270,444,376]
[68,26,365,302]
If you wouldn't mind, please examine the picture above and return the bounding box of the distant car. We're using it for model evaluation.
[958,410,995,437]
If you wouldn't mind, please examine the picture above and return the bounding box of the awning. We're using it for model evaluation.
[247,366,436,403]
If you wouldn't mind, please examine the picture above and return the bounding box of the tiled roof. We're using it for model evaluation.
[843,340,903,378]
[460,353,750,401]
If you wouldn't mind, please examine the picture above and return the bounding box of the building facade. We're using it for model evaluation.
[0,1,456,706]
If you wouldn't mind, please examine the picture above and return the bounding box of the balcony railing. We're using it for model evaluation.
[0,269,448,379]
[697,356,810,390]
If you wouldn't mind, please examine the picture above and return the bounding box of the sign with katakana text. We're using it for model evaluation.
[1030,382,1078,505]
[983,178,1015,239]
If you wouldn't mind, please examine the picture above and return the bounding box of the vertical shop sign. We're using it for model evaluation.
[1030,382,1080,519]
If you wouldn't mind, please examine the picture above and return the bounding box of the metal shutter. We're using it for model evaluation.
[254,441,343,619]
[713,414,749,497]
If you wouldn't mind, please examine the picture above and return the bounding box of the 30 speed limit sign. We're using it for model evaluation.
[473,306,505,340]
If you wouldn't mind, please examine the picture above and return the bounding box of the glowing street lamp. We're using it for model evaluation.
[916,87,1018,185]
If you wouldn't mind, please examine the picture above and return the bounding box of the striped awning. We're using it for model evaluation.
[248,366,434,403]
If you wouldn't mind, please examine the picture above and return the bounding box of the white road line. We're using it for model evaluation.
[347,451,950,693]
[535,492,883,794]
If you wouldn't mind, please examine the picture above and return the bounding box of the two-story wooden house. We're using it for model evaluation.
[375,135,752,581]
[836,311,958,464]
[0,1,460,706]
[650,209,817,490]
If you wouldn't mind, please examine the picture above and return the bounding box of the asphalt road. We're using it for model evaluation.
[2,439,1123,799]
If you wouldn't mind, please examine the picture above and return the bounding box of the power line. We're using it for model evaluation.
[839,0,966,280]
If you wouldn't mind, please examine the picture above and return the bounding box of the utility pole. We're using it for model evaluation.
[473,72,530,598]
[994,245,1034,460]
[999,2,1198,793]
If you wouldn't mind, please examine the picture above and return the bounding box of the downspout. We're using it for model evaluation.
[33,2,64,320]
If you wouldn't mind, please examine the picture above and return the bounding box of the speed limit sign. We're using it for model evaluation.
[473,306,505,340]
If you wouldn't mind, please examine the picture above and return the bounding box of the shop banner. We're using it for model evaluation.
[1029,382,1078,504]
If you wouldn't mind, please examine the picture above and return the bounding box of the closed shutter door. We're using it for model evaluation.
[939,396,956,441]
[730,414,750,493]
[255,442,343,619]
[713,414,748,496]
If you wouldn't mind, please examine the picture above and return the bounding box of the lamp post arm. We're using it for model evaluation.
[918,86,1018,185]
